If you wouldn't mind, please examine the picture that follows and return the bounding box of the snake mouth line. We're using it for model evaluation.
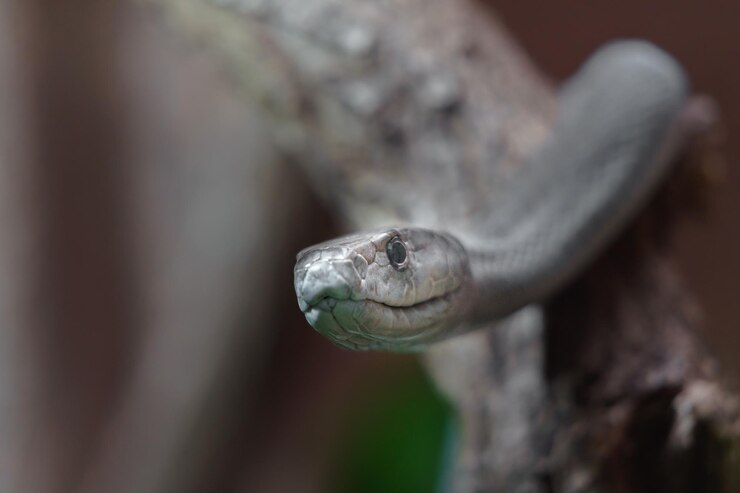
[303,289,461,349]
[303,287,461,314]
[364,288,460,312]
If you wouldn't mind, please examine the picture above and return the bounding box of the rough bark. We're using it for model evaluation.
[146,0,740,491]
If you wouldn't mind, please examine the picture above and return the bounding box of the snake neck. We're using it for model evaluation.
[454,40,687,324]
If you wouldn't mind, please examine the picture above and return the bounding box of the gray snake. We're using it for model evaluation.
[293,41,688,351]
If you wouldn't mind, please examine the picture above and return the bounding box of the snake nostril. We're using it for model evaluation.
[298,259,359,308]
[300,275,348,308]
[314,296,337,311]
[299,290,338,312]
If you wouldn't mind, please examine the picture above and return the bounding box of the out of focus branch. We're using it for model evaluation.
[75,11,317,493]
[1,2,133,492]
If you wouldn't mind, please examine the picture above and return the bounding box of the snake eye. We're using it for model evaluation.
[386,236,408,270]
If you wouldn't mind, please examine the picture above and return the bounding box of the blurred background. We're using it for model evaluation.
[0,1,737,492]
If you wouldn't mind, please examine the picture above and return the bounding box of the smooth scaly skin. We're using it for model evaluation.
[294,41,689,351]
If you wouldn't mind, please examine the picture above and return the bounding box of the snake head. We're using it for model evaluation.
[293,227,474,351]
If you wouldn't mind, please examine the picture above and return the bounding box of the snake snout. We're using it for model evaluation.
[295,256,363,311]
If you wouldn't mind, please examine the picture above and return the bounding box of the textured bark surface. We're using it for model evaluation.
[538,130,740,493]
[148,0,740,491]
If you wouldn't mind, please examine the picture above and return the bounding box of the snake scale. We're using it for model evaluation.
[294,41,688,351]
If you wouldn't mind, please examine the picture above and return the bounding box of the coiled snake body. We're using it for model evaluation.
[294,41,688,351]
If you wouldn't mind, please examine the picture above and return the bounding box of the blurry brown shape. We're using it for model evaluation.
[3,1,134,491]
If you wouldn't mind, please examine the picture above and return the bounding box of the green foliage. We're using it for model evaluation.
[331,362,455,493]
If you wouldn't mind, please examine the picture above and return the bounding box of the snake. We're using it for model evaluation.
[293,41,689,352]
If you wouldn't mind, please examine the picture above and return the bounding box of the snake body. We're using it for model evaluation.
[294,41,688,351]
